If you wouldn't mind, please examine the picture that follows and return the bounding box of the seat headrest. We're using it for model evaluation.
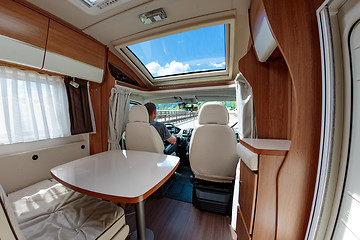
[128,105,149,123]
[198,102,229,125]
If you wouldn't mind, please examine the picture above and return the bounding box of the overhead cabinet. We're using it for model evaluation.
[44,20,105,83]
[0,0,48,69]
[0,0,105,83]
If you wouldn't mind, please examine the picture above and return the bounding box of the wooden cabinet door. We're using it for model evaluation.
[0,0,48,48]
[239,160,258,234]
[236,207,251,240]
[252,155,284,240]
[46,20,105,69]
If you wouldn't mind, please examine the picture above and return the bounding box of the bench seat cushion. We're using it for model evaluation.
[8,179,126,240]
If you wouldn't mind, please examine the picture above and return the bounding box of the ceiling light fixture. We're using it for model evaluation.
[139,8,167,24]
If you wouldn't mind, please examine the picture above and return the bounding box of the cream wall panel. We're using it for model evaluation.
[0,35,44,69]
[0,141,89,193]
[253,18,277,62]
[43,51,104,83]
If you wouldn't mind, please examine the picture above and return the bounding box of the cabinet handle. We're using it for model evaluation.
[239,180,242,184]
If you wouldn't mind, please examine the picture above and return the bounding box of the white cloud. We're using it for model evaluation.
[210,61,226,68]
[146,61,190,77]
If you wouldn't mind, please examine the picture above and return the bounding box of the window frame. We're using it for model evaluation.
[115,18,235,86]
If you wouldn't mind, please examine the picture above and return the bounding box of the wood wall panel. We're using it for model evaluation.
[108,52,146,88]
[89,81,103,155]
[47,20,106,69]
[0,0,48,48]
[99,51,116,152]
[261,0,322,239]
[236,208,251,240]
[239,160,258,234]
[252,155,284,240]
[239,47,291,139]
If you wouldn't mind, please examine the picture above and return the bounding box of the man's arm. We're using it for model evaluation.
[167,134,177,144]
[158,122,176,144]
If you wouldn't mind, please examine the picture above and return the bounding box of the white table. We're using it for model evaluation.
[51,150,180,240]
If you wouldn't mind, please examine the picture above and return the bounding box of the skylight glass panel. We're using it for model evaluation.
[127,24,226,78]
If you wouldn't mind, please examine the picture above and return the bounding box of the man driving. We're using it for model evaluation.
[144,102,177,144]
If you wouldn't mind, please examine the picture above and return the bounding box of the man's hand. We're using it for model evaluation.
[167,134,177,144]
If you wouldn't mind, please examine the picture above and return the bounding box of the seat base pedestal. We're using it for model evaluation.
[192,179,234,216]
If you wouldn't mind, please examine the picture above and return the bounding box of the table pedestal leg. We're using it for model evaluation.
[130,200,154,240]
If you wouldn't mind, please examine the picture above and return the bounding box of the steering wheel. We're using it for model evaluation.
[163,123,178,155]
[164,123,177,134]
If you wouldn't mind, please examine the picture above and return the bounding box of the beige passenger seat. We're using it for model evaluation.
[189,102,238,182]
[189,102,238,215]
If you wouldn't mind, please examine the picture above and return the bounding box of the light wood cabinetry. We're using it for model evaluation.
[261,0,322,238]
[252,155,284,240]
[236,139,290,240]
[236,207,251,240]
[47,20,105,69]
[0,1,106,78]
[0,0,48,49]
[239,160,257,234]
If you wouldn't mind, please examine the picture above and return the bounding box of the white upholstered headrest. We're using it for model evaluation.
[198,102,229,125]
[128,105,149,123]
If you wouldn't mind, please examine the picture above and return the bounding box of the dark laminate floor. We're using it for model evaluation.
[125,198,234,240]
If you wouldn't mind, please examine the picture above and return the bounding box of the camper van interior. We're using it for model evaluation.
[1,0,360,239]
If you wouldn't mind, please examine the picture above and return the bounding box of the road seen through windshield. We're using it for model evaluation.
[174,110,238,129]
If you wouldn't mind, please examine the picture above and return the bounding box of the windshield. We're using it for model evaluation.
[154,101,237,130]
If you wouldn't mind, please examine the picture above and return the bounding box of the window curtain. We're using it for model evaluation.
[64,77,94,135]
[0,66,71,144]
[235,72,257,139]
[108,86,130,150]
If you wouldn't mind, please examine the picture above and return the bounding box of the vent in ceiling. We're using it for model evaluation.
[80,0,122,10]
[69,0,150,15]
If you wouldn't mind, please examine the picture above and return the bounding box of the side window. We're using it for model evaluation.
[0,66,71,144]
[129,101,141,110]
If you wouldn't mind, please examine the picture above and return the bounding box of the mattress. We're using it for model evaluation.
[8,179,127,240]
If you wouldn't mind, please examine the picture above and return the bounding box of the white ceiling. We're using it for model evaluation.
[122,83,237,104]
[26,0,251,87]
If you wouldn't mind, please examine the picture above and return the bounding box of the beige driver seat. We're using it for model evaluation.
[125,105,164,153]
[189,102,238,183]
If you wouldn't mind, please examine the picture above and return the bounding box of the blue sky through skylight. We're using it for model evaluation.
[127,24,226,78]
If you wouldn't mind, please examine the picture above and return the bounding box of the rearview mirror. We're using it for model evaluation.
[178,103,185,109]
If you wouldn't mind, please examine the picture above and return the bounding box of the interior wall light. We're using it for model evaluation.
[139,8,167,24]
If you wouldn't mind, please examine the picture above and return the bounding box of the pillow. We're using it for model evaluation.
[0,184,23,240]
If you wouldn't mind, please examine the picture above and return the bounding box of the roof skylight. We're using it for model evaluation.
[127,24,226,78]
[115,18,235,86]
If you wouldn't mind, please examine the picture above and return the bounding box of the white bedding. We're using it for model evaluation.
[8,179,126,240]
